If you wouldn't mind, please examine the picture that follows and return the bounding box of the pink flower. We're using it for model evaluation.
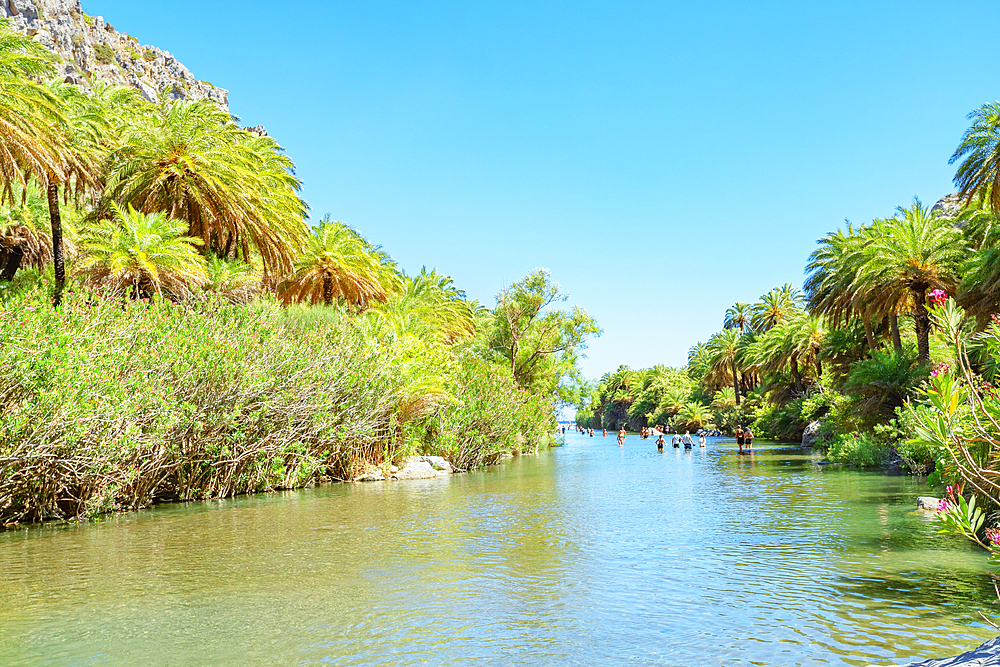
[931,363,951,378]
[937,498,950,512]
[986,528,1000,546]
[929,289,948,305]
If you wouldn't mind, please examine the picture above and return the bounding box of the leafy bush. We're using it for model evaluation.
[824,432,892,467]
[93,43,114,65]
[143,49,157,62]
[0,285,554,523]
[751,397,807,442]
[844,348,928,424]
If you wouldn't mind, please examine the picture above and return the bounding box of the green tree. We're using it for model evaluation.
[102,98,308,276]
[372,267,475,343]
[858,200,965,362]
[278,216,398,308]
[751,284,803,333]
[950,101,1000,213]
[75,203,208,299]
[724,302,753,334]
[487,269,600,400]
[706,327,744,405]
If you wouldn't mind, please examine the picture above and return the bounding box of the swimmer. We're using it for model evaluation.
[618,427,626,447]
[682,431,694,450]
[656,434,665,450]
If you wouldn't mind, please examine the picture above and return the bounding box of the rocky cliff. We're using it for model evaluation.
[1,0,228,111]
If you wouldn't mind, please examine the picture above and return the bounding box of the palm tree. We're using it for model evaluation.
[204,255,261,304]
[43,80,117,305]
[75,203,208,299]
[706,327,743,405]
[687,342,712,382]
[950,102,1000,213]
[806,224,879,349]
[102,99,308,276]
[676,401,713,431]
[711,387,737,409]
[858,200,965,362]
[659,386,689,416]
[751,284,803,333]
[0,24,90,304]
[371,267,475,343]
[844,349,928,421]
[0,184,74,280]
[724,302,753,334]
[278,217,398,308]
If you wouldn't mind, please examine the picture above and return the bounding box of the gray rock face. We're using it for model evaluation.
[917,496,941,511]
[932,193,965,220]
[876,635,1000,666]
[0,0,229,111]
[802,420,822,448]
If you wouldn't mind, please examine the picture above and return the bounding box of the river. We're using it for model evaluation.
[0,433,996,666]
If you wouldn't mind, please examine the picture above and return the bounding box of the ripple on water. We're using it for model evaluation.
[0,435,995,666]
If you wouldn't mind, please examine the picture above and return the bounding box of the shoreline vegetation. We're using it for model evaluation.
[577,96,1000,607]
[0,21,600,526]
[575,101,1000,494]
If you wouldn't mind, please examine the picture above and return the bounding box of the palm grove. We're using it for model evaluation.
[577,100,1000,482]
[0,22,599,524]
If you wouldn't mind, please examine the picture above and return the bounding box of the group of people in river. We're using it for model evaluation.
[571,423,756,453]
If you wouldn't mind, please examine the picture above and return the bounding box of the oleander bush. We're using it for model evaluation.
[0,283,555,523]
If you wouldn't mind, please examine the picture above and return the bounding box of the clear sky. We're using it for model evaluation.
[84,0,1000,379]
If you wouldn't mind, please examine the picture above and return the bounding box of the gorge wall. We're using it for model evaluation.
[1,0,229,111]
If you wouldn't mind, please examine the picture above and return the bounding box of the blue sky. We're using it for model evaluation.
[85,0,1000,379]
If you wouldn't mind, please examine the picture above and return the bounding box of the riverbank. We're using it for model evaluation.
[0,286,556,525]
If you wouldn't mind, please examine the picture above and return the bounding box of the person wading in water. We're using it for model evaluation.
[618,427,626,447]
[736,425,745,454]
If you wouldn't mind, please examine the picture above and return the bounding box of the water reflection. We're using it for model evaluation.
[0,434,995,666]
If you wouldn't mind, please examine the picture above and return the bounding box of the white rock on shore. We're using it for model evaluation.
[916,497,941,511]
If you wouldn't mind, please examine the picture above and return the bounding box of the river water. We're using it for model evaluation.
[0,434,996,666]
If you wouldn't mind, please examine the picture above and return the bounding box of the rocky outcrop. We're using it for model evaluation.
[932,193,965,220]
[802,420,822,448]
[875,636,1000,666]
[1,0,228,110]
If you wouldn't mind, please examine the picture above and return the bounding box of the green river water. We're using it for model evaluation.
[0,433,997,666]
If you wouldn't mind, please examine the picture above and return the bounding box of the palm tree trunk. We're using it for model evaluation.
[790,356,804,393]
[47,181,65,307]
[914,290,930,363]
[862,314,876,351]
[0,247,23,281]
[890,314,902,354]
[322,274,333,306]
[731,359,741,406]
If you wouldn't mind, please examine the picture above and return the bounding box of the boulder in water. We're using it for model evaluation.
[802,421,822,448]
[917,497,941,511]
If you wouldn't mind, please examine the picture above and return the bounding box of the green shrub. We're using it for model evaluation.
[824,432,892,467]
[751,397,807,442]
[143,49,157,61]
[0,285,555,523]
[93,43,115,65]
